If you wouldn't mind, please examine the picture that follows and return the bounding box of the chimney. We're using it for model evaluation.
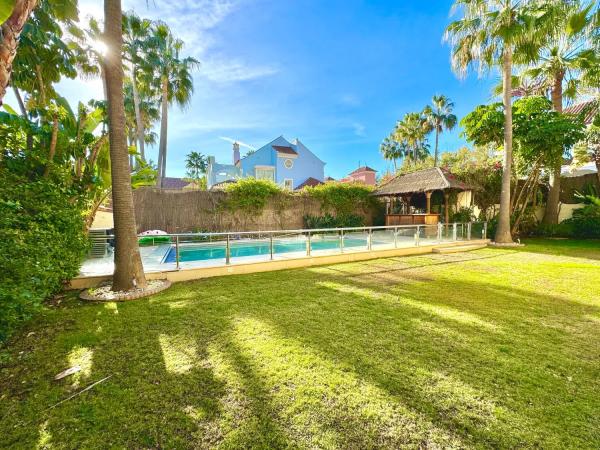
[233,142,240,165]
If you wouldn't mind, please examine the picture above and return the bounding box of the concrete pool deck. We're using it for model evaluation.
[70,238,490,289]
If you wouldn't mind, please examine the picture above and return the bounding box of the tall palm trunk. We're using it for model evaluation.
[156,74,168,187]
[131,68,145,163]
[434,127,440,167]
[542,71,565,225]
[104,0,147,291]
[0,0,37,105]
[495,46,514,244]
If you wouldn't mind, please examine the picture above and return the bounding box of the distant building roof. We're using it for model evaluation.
[374,167,469,196]
[272,145,298,155]
[564,100,598,125]
[349,166,377,175]
[209,179,237,191]
[161,177,196,190]
[325,176,336,182]
[296,177,324,189]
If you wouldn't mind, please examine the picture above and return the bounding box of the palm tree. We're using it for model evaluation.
[0,0,38,105]
[185,151,207,179]
[146,23,199,188]
[423,95,457,166]
[103,0,147,291]
[522,1,598,224]
[123,12,153,163]
[379,136,406,171]
[445,0,538,244]
[394,112,431,165]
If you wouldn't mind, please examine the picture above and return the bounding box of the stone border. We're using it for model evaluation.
[488,242,525,248]
[80,279,172,302]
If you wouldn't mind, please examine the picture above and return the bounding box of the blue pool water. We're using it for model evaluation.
[163,238,370,263]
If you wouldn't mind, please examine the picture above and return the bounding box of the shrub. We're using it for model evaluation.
[450,206,475,223]
[562,202,600,238]
[0,170,88,342]
[305,182,378,216]
[224,178,282,213]
[303,213,365,229]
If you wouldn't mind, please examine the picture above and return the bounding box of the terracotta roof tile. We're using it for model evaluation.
[564,100,598,125]
[350,166,377,175]
[273,145,298,155]
[296,177,323,189]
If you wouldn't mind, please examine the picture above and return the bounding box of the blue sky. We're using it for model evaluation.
[7,0,499,179]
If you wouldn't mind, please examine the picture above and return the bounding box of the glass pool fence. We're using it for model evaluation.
[89,222,488,270]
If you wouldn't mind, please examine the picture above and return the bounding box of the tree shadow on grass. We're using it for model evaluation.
[0,296,291,449]
[225,257,600,448]
[2,248,599,448]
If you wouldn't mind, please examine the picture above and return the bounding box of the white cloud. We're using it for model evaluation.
[340,93,361,107]
[352,122,366,137]
[200,58,279,83]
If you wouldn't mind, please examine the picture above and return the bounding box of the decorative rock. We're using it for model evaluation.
[80,279,171,302]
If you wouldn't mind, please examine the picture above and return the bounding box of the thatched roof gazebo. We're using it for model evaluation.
[374,167,471,225]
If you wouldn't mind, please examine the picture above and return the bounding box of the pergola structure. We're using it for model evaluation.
[374,167,471,226]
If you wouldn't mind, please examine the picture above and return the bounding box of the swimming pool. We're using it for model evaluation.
[163,237,371,263]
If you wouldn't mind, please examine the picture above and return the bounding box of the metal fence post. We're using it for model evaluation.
[340,229,344,253]
[269,233,274,260]
[467,222,472,240]
[437,223,442,242]
[175,235,180,270]
[226,234,231,265]
[368,228,373,251]
[452,223,457,241]
[306,232,311,256]
[414,226,420,247]
[394,227,398,248]
[483,222,488,239]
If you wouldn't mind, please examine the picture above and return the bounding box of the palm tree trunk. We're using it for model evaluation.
[434,128,440,167]
[542,72,564,225]
[157,74,168,187]
[495,46,514,244]
[104,0,147,291]
[131,68,146,163]
[0,0,37,105]
[13,86,27,117]
[43,112,58,177]
[13,86,34,150]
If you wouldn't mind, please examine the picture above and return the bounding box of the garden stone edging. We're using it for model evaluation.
[80,279,172,302]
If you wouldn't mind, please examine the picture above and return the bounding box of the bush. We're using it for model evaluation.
[450,206,475,223]
[305,182,378,216]
[0,171,88,342]
[224,178,282,213]
[562,203,600,238]
[535,222,574,238]
[303,213,365,229]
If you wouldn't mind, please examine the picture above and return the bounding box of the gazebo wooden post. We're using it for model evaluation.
[405,194,412,214]
[425,191,432,214]
[444,191,450,224]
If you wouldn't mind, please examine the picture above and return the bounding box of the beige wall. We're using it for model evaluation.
[91,210,114,230]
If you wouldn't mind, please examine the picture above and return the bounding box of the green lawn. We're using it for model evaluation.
[1,239,599,449]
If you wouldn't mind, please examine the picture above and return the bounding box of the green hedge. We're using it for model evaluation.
[0,171,88,342]
[305,182,377,216]
[303,213,365,229]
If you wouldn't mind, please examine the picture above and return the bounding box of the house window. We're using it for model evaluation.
[284,158,294,169]
[284,179,294,190]
[255,167,275,181]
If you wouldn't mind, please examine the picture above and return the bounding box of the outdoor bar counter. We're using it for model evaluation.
[384,213,440,226]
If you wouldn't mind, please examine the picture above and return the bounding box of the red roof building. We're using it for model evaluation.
[340,166,377,186]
